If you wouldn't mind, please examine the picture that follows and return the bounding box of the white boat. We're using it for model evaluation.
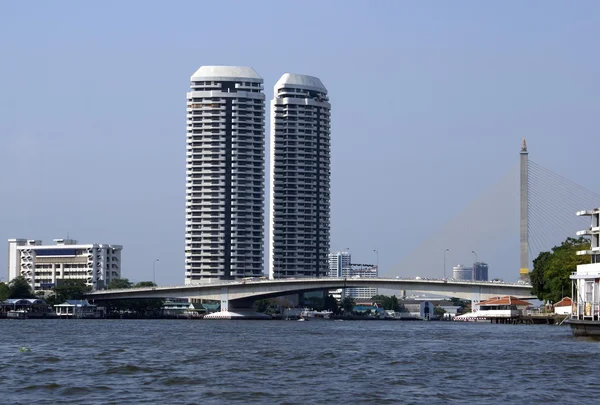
[300,309,333,320]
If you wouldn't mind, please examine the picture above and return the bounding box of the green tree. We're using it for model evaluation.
[306,296,324,311]
[0,282,10,302]
[434,306,447,318]
[104,280,163,317]
[107,278,133,289]
[134,281,157,288]
[341,296,356,312]
[53,280,91,303]
[371,294,400,311]
[8,276,35,298]
[530,236,589,303]
[255,299,270,313]
[323,294,339,313]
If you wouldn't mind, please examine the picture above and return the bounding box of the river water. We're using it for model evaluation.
[1,320,598,404]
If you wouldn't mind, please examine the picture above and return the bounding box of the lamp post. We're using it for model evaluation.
[471,251,477,281]
[373,249,379,273]
[443,248,450,279]
[153,258,159,285]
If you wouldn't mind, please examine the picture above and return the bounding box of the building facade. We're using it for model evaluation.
[570,208,600,323]
[328,251,351,277]
[452,265,473,281]
[185,66,266,283]
[343,264,378,300]
[7,238,122,291]
[327,251,378,300]
[452,263,489,281]
[473,262,489,281]
[269,73,331,279]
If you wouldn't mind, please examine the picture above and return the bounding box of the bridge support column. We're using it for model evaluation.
[220,287,229,312]
[203,289,271,320]
[471,287,481,312]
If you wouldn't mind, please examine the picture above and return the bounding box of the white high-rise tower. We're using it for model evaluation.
[185,66,265,283]
[269,73,331,279]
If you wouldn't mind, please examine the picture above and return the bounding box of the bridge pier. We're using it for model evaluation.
[204,287,271,320]
[471,286,481,312]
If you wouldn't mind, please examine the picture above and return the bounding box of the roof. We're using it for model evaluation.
[479,296,532,306]
[274,73,327,92]
[191,66,262,81]
[55,300,95,307]
[1,298,45,305]
[554,297,573,307]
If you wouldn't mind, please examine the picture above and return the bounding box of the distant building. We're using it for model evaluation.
[327,252,378,300]
[452,262,489,281]
[8,238,122,292]
[400,300,435,320]
[328,251,351,277]
[473,262,489,281]
[343,264,378,300]
[452,265,472,281]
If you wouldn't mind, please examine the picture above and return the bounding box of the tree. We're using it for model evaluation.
[53,280,91,303]
[434,306,447,318]
[323,294,339,313]
[371,294,400,311]
[104,280,163,317]
[8,276,35,298]
[255,299,270,313]
[306,296,324,311]
[134,281,157,288]
[0,282,10,302]
[341,296,356,312]
[530,236,590,303]
[108,278,133,289]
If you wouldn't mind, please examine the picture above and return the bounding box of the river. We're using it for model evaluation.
[1,320,598,404]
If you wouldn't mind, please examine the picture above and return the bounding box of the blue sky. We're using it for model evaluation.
[1,1,599,284]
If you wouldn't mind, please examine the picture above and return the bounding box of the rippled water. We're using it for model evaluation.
[1,319,599,404]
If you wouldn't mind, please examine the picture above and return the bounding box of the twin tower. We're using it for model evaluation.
[185,66,331,284]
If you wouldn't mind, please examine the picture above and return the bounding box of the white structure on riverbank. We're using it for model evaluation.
[7,238,122,292]
[571,208,600,320]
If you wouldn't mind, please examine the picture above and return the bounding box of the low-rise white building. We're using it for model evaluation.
[476,296,531,318]
[54,300,104,318]
[8,238,122,292]
[554,297,573,315]
[571,208,600,321]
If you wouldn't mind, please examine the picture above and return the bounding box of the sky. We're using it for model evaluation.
[1,1,599,285]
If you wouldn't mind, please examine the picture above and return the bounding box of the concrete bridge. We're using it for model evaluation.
[86,278,533,314]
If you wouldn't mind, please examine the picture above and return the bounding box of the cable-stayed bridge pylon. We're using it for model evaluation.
[392,140,600,281]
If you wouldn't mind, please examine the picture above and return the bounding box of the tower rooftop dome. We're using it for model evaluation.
[275,73,327,92]
[191,66,262,81]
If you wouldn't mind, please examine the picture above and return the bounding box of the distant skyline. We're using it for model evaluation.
[1,1,599,285]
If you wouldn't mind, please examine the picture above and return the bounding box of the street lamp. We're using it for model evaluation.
[471,251,477,281]
[443,248,450,279]
[373,249,379,274]
[153,258,160,285]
